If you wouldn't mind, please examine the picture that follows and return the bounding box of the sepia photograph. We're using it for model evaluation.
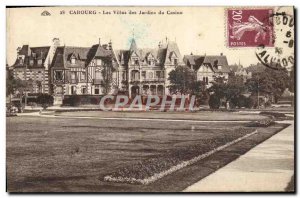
[5,6,295,192]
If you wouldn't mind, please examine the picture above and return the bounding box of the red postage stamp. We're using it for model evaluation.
[227,8,274,47]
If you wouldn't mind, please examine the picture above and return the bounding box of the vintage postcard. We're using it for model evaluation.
[6,6,295,192]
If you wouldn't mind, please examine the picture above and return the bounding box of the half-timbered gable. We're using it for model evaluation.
[50,41,119,104]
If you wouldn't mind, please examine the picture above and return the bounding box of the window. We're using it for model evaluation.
[94,86,100,94]
[142,71,146,79]
[32,53,36,58]
[37,83,42,93]
[155,71,161,78]
[71,57,76,64]
[122,71,126,80]
[173,59,178,65]
[134,59,139,65]
[96,59,102,66]
[71,86,76,95]
[81,72,86,80]
[18,57,23,64]
[81,86,87,94]
[29,60,34,65]
[203,77,208,85]
[148,58,154,66]
[148,72,153,79]
[55,71,63,81]
[37,59,42,65]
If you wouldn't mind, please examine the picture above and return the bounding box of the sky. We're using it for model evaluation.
[6,6,285,67]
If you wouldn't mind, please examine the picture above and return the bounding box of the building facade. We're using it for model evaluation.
[50,40,119,105]
[12,38,60,94]
[115,38,184,97]
[10,37,233,106]
[183,53,231,87]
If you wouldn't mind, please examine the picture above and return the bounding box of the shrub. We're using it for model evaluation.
[36,94,54,109]
[260,111,286,118]
[209,94,220,109]
[90,97,100,105]
[245,97,254,109]
[265,101,272,107]
[237,95,247,108]
[68,95,81,106]
[246,119,275,127]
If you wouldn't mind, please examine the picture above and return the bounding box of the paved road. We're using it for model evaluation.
[184,120,294,192]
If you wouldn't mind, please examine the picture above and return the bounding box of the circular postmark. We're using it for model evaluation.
[255,9,294,71]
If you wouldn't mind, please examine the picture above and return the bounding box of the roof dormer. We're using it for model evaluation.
[70,53,77,64]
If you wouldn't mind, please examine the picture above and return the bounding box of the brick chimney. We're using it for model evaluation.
[16,47,21,55]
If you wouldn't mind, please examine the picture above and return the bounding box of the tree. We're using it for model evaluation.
[36,93,54,109]
[101,58,114,95]
[208,94,220,109]
[208,76,245,108]
[288,66,294,93]
[6,73,30,97]
[191,80,209,105]
[168,66,199,95]
[246,67,290,103]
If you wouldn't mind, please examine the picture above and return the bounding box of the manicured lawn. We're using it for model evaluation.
[56,110,268,121]
[6,115,288,192]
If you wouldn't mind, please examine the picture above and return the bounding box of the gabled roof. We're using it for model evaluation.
[51,44,116,69]
[115,40,183,67]
[183,55,205,70]
[203,56,228,67]
[183,54,230,73]
[114,50,131,65]
[164,42,183,65]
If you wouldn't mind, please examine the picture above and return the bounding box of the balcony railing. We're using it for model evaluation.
[70,79,77,84]
[141,78,165,82]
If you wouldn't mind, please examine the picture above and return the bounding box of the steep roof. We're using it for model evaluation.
[129,38,138,52]
[51,44,116,69]
[164,42,183,65]
[183,55,205,70]
[18,45,29,56]
[115,40,182,67]
[13,45,50,68]
[203,56,228,67]
[183,54,230,73]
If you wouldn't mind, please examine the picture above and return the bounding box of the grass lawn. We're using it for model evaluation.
[56,110,268,121]
[6,115,288,192]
